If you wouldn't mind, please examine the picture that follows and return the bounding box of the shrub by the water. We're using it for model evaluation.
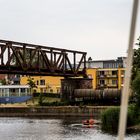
[101,107,120,132]
[39,101,69,106]
[33,92,60,98]
[101,106,136,133]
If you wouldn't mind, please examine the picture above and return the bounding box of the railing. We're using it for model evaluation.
[106,74,118,78]
[97,84,107,88]
[107,84,118,87]
[97,74,106,78]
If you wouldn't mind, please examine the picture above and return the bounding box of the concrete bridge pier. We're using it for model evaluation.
[61,78,92,102]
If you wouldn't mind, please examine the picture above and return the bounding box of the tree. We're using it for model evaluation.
[132,71,140,106]
[0,79,6,85]
[27,77,37,89]
[131,36,140,111]
[27,77,37,103]
[132,36,140,81]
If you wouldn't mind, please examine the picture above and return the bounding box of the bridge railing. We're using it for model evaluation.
[0,39,87,77]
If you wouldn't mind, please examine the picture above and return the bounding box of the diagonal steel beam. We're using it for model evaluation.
[40,50,51,71]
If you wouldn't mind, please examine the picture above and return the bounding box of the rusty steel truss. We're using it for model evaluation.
[0,39,87,77]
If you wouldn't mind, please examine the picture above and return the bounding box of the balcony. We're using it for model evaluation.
[106,74,118,78]
[97,74,106,78]
[97,84,107,89]
[107,84,118,88]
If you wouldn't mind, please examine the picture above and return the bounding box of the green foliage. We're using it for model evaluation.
[131,36,140,113]
[136,36,140,46]
[132,71,140,107]
[101,106,136,133]
[127,105,137,126]
[33,92,60,98]
[39,101,69,106]
[132,36,140,81]
[27,77,37,89]
[27,77,37,104]
[0,79,7,85]
[38,93,45,105]
[101,107,120,132]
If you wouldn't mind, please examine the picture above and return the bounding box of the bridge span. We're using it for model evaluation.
[0,39,87,77]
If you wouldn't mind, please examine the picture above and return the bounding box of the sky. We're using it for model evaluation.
[0,0,140,60]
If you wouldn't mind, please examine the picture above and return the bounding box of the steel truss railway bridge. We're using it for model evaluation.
[0,39,87,77]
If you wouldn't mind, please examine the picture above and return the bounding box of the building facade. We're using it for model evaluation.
[86,57,126,69]
[86,57,126,90]
[86,68,125,90]
[20,76,63,93]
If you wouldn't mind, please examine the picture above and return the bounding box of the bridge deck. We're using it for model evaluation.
[0,39,87,77]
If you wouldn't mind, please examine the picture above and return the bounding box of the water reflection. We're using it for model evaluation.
[0,117,139,140]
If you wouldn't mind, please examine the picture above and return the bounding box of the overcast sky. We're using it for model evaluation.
[0,0,140,60]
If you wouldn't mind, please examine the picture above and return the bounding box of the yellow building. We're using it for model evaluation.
[20,76,63,93]
[86,68,125,90]
[20,56,126,93]
[20,67,125,93]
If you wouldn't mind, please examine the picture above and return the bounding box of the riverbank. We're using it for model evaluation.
[128,124,140,132]
[0,106,113,118]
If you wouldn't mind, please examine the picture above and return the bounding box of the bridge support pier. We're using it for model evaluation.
[61,78,92,102]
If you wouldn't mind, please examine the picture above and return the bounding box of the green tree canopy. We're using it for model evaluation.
[132,36,140,80]
[132,36,140,107]
[27,77,37,89]
[132,71,140,106]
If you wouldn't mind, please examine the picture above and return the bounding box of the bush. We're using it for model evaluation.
[101,106,136,133]
[33,93,60,98]
[38,94,45,105]
[129,104,140,123]
[101,107,120,132]
[127,105,137,126]
[38,101,69,106]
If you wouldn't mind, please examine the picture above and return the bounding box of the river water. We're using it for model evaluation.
[0,117,139,140]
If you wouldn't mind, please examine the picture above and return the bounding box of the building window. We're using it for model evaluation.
[121,70,125,75]
[10,88,15,93]
[112,71,117,75]
[121,78,124,84]
[99,71,104,75]
[50,89,53,93]
[112,80,117,85]
[21,88,25,93]
[99,80,105,85]
[36,80,39,85]
[40,80,45,85]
